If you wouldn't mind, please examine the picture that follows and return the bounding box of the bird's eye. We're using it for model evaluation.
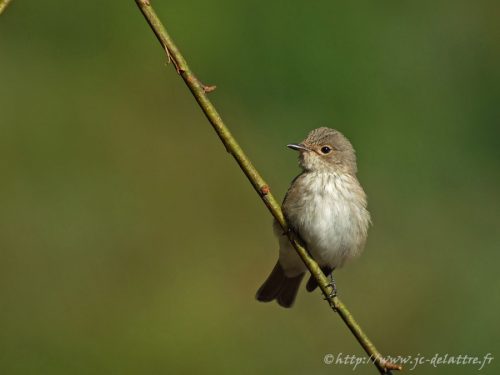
[320,146,332,154]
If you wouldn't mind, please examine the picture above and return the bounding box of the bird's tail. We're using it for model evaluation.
[255,262,304,308]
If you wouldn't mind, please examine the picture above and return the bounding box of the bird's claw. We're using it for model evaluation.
[325,275,338,298]
[323,287,337,300]
[323,278,338,312]
[327,282,337,295]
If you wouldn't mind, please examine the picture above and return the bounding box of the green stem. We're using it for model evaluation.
[134,1,401,373]
[0,0,13,15]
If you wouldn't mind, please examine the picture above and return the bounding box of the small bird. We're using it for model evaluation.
[256,127,371,308]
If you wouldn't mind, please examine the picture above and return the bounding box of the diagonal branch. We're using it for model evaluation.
[134,1,401,373]
[0,0,13,15]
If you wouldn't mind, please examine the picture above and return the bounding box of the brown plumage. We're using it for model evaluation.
[256,127,371,308]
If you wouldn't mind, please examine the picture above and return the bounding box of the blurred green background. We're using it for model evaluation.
[1,1,499,374]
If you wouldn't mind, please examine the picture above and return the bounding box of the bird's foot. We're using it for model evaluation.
[325,274,338,298]
[323,275,338,311]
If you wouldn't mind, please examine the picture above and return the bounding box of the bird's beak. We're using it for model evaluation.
[287,143,310,152]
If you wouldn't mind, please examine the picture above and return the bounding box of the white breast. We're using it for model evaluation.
[285,172,370,268]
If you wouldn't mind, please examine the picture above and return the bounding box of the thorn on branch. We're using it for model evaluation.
[381,360,403,372]
[163,45,184,74]
[202,84,217,93]
[260,185,270,196]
